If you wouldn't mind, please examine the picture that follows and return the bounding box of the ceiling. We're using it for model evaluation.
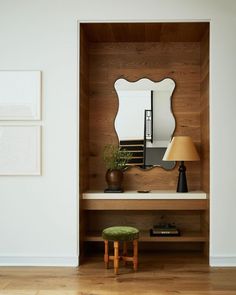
[81,22,209,42]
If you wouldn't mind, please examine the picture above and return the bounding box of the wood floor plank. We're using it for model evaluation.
[0,254,235,294]
[0,291,38,295]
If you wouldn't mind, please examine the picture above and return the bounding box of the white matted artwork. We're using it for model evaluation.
[0,71,41,120]
[0,126,41,175]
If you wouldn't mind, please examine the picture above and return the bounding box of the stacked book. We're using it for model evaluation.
[150,223,180,237]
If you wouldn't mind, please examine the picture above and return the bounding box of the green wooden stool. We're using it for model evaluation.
[102,226,139,274]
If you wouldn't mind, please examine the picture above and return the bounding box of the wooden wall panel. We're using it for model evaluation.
[88,42,201,191]
[200,29,210,194]
[86,211,201,232]
[79,27,90,257]
[83,23,208,42]
[200,27,210,257]
[79,27,90,193]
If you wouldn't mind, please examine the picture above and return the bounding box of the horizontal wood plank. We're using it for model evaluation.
[83,23,209,42]
[82,199,208,210]
[84,230,208,242]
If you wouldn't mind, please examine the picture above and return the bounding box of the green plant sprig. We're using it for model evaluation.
[103,144,132,170]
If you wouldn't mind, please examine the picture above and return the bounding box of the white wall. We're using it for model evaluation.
[0,0,235,266]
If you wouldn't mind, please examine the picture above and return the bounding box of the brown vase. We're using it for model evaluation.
[105,169,123,192]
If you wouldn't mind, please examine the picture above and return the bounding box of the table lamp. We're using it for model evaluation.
[163,136,200,192]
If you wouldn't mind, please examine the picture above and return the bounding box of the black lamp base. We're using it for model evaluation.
[177,161,188,192]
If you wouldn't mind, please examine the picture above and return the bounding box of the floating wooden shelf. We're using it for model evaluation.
[84,231,208,243]
[82,199,208,211]
[82,191,207,200]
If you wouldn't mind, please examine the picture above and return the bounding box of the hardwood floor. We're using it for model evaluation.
[0,253,236,294]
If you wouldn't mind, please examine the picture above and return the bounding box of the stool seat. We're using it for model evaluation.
[102,226,139,241]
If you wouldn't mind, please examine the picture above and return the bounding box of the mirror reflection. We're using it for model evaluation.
[114,78,176,170]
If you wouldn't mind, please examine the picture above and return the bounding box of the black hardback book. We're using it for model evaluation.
[150,228,180,237]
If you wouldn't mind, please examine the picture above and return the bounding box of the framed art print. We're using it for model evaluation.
[0,126,41,175]
[0,71,41,120]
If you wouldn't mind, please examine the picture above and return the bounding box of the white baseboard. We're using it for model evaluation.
[0,256,78,267]
[210,256,236,267]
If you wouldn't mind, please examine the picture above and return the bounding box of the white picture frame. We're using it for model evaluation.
[0,71,41,120]
[0,126,41,175]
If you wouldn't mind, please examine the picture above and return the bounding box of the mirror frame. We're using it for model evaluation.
[114,76,176,171]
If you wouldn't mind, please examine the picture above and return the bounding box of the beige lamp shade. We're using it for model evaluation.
[163,136,200,161]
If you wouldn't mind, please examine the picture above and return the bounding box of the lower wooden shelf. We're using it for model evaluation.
[84,231,208,243]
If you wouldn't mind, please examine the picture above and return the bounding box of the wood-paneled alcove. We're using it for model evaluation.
[79,22,209,258]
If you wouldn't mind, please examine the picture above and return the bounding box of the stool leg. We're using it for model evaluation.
[123,241,127,266]
[133,239,138,271]
[114,241,119,275]
[104,240,109,269]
